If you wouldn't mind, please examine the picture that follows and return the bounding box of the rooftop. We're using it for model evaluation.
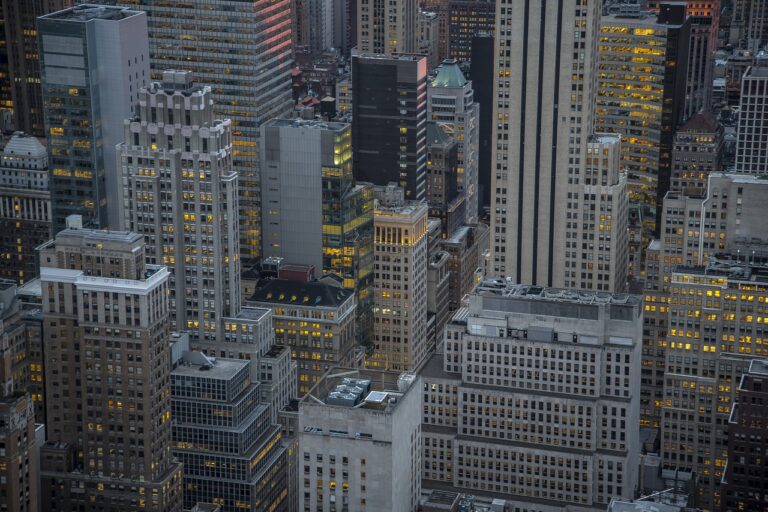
[2,132,47,160]
[250,278,353,308]
[40,4,143,22]
[227,306,272,322]
[426,122,453,147]
[432,59,467,88]
[302,368,417,413]
[589,132,621,145]
[749,359,768,377]
[675,253,768,283]
[475,278,641,305]
[679,111,719,134]
[265,117,349,132]
[172,353,248,381]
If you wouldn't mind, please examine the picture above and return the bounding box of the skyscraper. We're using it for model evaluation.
[352,53,427,201]
[356,0,418,54]
[121,70,240,344]
[595,5,691,277]
[420,283,642,508]
[98,0,294,263]
[446,0,494,63]
[38,224,182,511]
[367,192,429,372]
[428,59,480,224]
[735,64,768,174]
[489,0,599,285]
[38,4,150,233]
[0,133,51,284]
[0,393,38,512]
[469,32,493,214]
[0,0,68,135]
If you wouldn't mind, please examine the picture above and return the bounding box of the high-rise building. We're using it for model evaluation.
[38,223,182,511]
[420,283,642,508]
[367,192,429,372]
[730,0,768,51]
[419,10,440,71]
[721,359,768,512]
[352,53,427,201]
[469,32,493,214]
[0,393,38,512]
[419,0,449,61]
[0,133,51,284]
[39,5,150,233]
[661,254,768,510]
[249,277,358,396]
[98,0,294,263]
[171,352,289,512]
[428,59,479,224]
[489,0,599,286]
[735,64,768,174]
[356,0,418,55]
[121,70,240,344]
[446,0,494,63]
[595,6,691,277]
[640,113,723,428]
[0,0,68,135]
[298,368,422,512]
[261,118,374,344]
[567,133,629,293]
[441,223,487,313]
[426,122,464,237]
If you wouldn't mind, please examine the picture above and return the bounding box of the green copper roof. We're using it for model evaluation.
[431,59,467,88]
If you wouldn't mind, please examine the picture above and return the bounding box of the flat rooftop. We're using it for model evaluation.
[475,278,641,306]
[749,359,768,377]
[172,357,248,381]
[265,118,349,132]
[302,368,417,413]
[40,4,143,22]
[227,306,272,322]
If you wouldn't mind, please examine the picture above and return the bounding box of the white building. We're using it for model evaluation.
[421,282,643,510]
[428,59,480,225]
[735,64,768,174]
[298,369,421,512]
[120,70,240,343]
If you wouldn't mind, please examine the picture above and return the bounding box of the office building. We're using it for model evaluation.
[683,1,720,120]
[261,118,351,272]
[428,59,479,224]
[368,194,429,372]
[565,133,629,293]
[419,10,440,71]
[469,32,493,214]
[100,0,294,262]
[490,0,599,285]
[660,255,768,510]
[721,359,768,512]
[419,0,449,61]
[121,70,240,343]
[730,0,768,51]
[426,228,451,348]
[171,352,289,512]
[735,64,768,174]
[298,369,421,512]
[261,118,373,344]
[258,344,297,423]
[352,53,427,201]
[39,5,150,232]
[38,224,182,511]
[446,0,494,63]
[426,122,464,237]
[356,0,417,55]
[0,0,68,135]
[442,223,487,313]
[0,393,38,512]
[249,277,358,396]
[640,113,723,428]
[420,283,642,508]
[0,133,51,284]
[596,6,691,277]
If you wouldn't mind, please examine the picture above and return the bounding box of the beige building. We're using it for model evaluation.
[368,198,429,372]
[490,0,599,287]
[38,223,182,511]
[356,0,418,55]
[421,282,642,510]
[120,70,240,344]
[249,278,358,396]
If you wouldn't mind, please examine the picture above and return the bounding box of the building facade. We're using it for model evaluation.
[103,0,294,262]
[446,0,494,63]
[171,353,289,512]
[0,0,69,135]
[38,225,183,511]
[39,5,150,232]
[0,393,38,512]
[368,198,429,372]
[0,133,51,284]
[356,0,418,55]
[420,283,642,509]
[734,65,768,174]
[121,71,240,344]
[352,53,427,201]
[298,369,422,512]
[428,59,479,224]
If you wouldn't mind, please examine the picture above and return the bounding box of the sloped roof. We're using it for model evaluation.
[432,59,467,88]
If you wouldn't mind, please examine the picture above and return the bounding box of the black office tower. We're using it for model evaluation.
[470,32,493,214]
[352,53,427,200]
